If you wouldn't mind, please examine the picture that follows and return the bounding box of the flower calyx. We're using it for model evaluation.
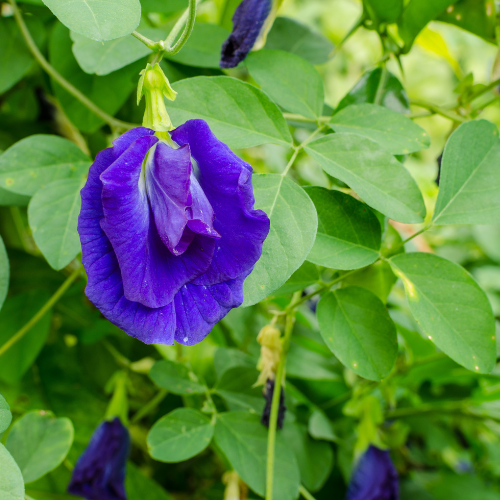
[137,63,177,132]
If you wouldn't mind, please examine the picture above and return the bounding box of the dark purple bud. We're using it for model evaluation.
[346,446,399,500]
[220,0,272,68]
[261,378,286,429]
[68,418,130,500]
[436,152,443,186]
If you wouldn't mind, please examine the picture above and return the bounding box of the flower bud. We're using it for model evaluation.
[255,324,282,386]
[137,63,177,132]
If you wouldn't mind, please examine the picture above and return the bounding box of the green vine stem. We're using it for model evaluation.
[410,99,466,123]
[0,266,82,358]
[266,291,301,500]
[163,0,198,55]
[8,0,138,131]
[299,485,318,500]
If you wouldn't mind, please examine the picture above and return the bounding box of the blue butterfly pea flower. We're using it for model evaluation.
[346,445,399,500]
[78,120,269,345]
[220,0,273,68]
[68,418,130,500]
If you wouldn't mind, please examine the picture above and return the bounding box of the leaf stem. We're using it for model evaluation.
[132,30,164,51]
[410,99,466,123]
[131,389,168,423]
[374,64,388,106]
[299,485,318,500]
[266,291,301,500]
[8,0,138,131]
[0,266,82,358]
[282,113,331,124]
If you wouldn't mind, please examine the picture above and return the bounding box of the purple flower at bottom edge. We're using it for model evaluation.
[346,446,399,500]
[220,0,272,68]
[78,119,270,346]
[68,418,130,500]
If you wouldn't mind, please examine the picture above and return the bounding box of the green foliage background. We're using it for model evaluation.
[2,0,500,499]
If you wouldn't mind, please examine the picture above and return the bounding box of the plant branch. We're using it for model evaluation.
[0,266,82,358]
[410,99,466,123]
[164,0,198,55]
[299,485,318,500]
[132,30,164,51]
[266,291,301,500]
[8,0,138,131]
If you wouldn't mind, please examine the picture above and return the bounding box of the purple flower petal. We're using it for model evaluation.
[346,446,399,500]
[79,131,177,344]
[171,119,270,287]
[68,418,129,500]
[220,0,272,68]
[174,273,247,345]
[100,136,215,309]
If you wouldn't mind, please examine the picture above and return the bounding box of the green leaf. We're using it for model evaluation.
[147,408,214,463]
[398,0,455,51]
[308,409,337,443]
[246,50,324,119]
[0,188,30,207]
[0,291,52,384]
[0,443,24,500]
[165,23,230,68]
[141,0,187,13]
[242,174,318,306]
[271,261,319,297]
[304,187,381,270]
[0,17,45,94]
[337,68,410,114]
[215,366,264,413]
[286,342,339,381]
[5,410,74,483]
[0,393,12,434]
[317,286,398,380]
[41,0,141,41]
[0,135,90,196]
[436,0,496,42]
[28,178,84,270]
[364,0,403,23]
[433,120,500,225]
[473,224,500,262]
[283,422,333,492]
[390,252,496,373]
[329,103,430,155]
[49,24,143,133]
[213,348,256,379]
[169,76,293,149]
[305,134,425,223]
[265,17,334,65]
[126,463,174,500]
[214,412,300,500]
[149,360,207,395]
[0,235,9,312]
[71,27,163,75]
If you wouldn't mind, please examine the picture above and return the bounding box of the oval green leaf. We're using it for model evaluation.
[71,27,164,75]
[305,133,425,223]
[242,174,318,306]
[0,393,12,434]
[149,360,207,395]
[169,76,293,149]
[390,252,496,373]
[0,135,90,196]
[0,291,52,384]
[42,0,141,41]
[317,286,398,380]
[246,50,324,119]
[5,410,74,483]
[304,187,381,270]
[329,103,430,154]
[433,120,500,225]
[148,408,214,463]
[0,443,24,500]
[265,17,333,65]
[337,68,410,114]
[28,178,84,270]
[214,412,300,500]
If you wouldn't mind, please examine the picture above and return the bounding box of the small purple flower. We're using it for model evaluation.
[68,418,130,500]
[220,0,272,68]
[78,120,269,345]
[346,446,399,500]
